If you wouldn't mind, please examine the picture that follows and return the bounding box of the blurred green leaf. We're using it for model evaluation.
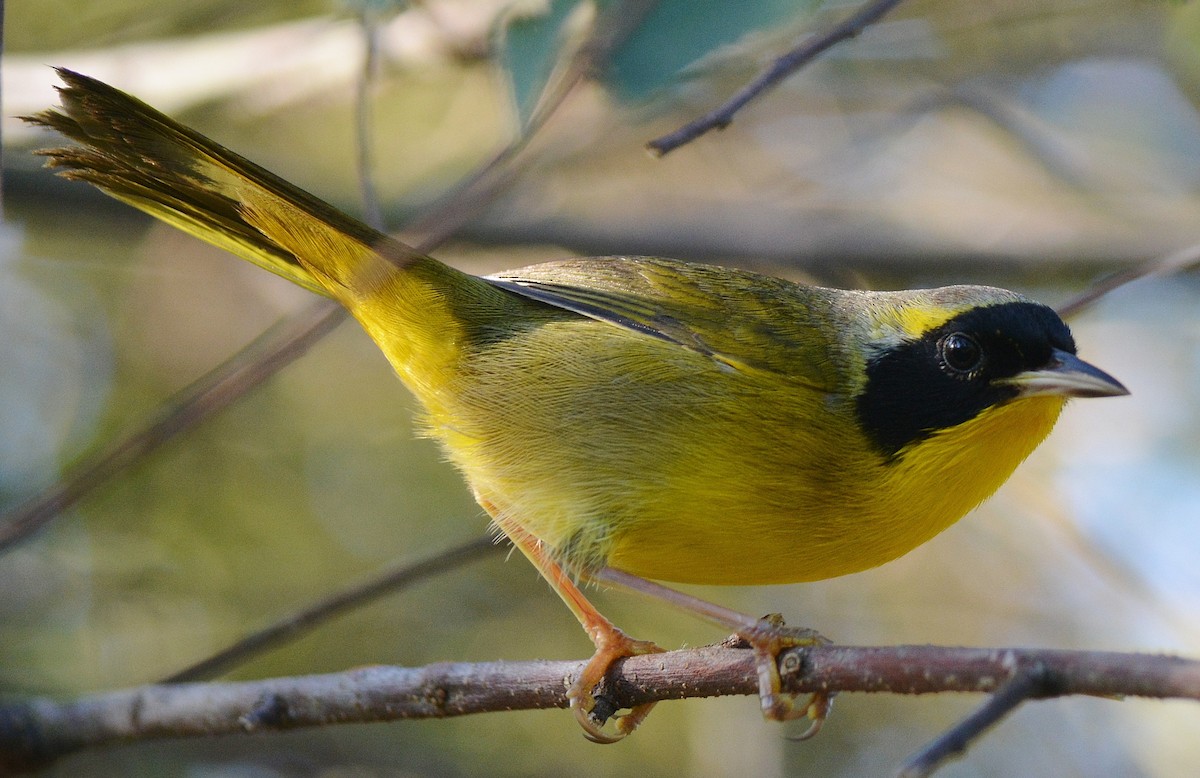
[602,0,814,100]
[497,0,818,125]
[498,0,582,127]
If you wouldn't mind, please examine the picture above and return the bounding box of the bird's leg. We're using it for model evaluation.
[485,508,663,743]
[594,567,834,737]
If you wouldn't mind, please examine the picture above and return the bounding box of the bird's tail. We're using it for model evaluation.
[25,68,500,395]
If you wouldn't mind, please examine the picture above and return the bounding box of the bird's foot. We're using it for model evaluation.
[734,613,834,739]
[569,628,665,744]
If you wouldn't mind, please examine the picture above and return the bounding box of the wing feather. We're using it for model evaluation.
[486,256,843,389]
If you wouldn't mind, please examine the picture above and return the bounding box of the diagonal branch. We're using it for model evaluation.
[1,644,1197,774]
[647,0,909,156]
[1056,240,1200,320]
[897,664,1056,778]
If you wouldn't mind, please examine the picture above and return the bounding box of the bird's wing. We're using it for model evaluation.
[485,256,841,390]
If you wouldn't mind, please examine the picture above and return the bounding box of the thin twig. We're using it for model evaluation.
[1,645,1196,774]
[1056,241,1200,320]
[897,664,1055,778]
[646,0,908,156]
[162,536,500,683]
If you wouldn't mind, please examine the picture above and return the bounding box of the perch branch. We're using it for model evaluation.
[1,645,1196,774]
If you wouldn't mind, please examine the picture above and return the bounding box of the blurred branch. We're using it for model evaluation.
[163,536,500,683]
[1,645,1196,774]
[1057,240,1200,320]
[646,0,908,156]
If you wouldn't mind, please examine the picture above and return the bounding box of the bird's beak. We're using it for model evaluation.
[1004,348,1129,398]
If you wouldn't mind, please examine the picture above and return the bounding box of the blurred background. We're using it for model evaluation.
[3,0,1200,775]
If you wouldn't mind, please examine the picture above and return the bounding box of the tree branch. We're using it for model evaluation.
[646,0,908,156]
[2,644,1196,774]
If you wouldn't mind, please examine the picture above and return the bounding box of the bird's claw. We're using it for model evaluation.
[738,613,835,736]
[573,697,658,744]
[568,630,664,743]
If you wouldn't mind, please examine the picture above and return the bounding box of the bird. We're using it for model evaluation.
[25,68,1128,743]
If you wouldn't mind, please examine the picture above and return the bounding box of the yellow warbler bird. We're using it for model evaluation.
[26,69,1127,742]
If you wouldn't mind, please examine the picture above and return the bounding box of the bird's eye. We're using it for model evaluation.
[939,332,983,375]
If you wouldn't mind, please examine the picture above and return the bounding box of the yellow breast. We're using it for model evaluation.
[603,395,1065,585]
